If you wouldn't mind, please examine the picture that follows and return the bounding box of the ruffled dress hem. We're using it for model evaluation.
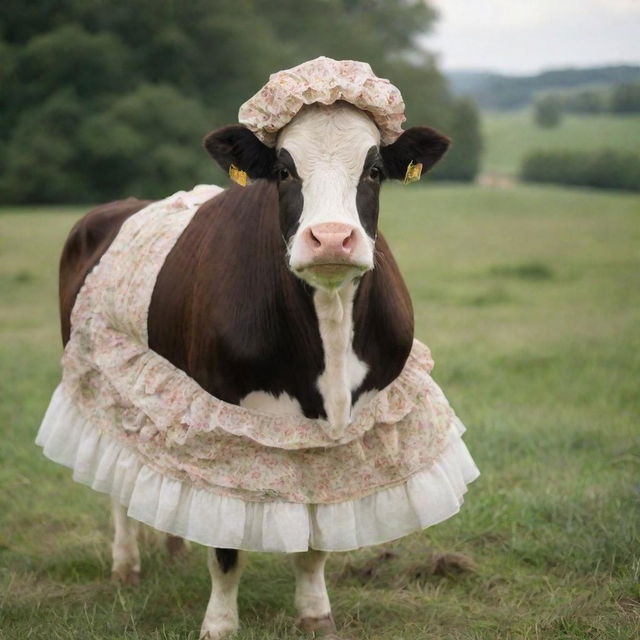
[36,384,479,553]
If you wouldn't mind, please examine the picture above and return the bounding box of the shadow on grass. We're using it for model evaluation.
[465,285,514,307]
[489,260,555,281]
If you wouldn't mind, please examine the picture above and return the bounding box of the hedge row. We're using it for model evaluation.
[520,149,640,192]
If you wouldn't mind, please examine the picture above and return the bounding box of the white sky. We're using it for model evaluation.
[425,0,640,74]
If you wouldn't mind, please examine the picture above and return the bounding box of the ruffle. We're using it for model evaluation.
[63,334,437,451]
[238,56,406,147]
[36,385,479,553]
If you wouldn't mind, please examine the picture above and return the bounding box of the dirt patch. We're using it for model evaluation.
[408,551,478,582]
[339,549,477,587]
[477,172,516,189]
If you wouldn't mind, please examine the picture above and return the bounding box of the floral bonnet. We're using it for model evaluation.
[238,56,407,148]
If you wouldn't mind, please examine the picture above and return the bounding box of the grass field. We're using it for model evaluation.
[481,110,640,177]
[1,183,639,639]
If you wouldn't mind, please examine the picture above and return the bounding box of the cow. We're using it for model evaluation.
[56,100,451,638]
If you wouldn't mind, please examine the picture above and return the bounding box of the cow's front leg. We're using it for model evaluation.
[200,548,247,639]
[110,497,140,585]
[292,549,336,634]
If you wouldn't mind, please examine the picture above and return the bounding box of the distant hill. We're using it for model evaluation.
[447,65,640,110]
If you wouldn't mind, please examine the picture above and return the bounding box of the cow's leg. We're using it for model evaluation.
[200,548,247,639]
[292,550,336,634]
[110,498,140,585]
[166,534,189,558]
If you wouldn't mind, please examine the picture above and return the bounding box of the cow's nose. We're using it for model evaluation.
[304,223,356,260]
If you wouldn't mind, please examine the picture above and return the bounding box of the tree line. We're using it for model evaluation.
[534,82,640,128]
[0,0,481,204]
[560,82,640,114]
[450,65,640,111]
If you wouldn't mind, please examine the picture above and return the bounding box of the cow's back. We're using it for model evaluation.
[59,197,152,345]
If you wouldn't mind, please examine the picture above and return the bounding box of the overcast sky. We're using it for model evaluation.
[424,0,640,74]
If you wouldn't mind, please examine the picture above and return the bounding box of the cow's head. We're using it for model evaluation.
[204,102,449,290]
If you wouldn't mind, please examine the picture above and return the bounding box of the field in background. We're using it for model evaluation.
[1,184,639,639]
[481,110,640,177]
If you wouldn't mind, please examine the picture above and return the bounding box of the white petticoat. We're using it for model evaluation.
[37,384,478,552]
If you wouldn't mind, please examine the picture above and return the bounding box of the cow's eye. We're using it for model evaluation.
[369,166,382,181]
[278,167,290,181]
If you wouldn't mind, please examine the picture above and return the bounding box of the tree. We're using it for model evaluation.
[77,85,218,200]
[534,95,563,128]
[563,89,606,114]
[431,98,482,181]
[0,89,91,202]
[610,83,640,113]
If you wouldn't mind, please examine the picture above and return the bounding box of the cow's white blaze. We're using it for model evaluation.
[238,283,370,430]
[243,104,381,429]
[277,102,380,275]
[314,283,368,430]
[275,103,380,429]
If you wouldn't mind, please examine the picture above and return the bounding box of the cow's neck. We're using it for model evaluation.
[313,282,367,429]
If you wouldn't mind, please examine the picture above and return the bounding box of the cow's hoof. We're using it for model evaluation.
[111,567,140,586]
[199,624,238,639]
[299,614,337,636]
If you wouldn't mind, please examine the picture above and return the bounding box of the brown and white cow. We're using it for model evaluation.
[59,101,449,638]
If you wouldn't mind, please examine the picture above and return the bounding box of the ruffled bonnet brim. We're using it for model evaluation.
[238,56,406,147]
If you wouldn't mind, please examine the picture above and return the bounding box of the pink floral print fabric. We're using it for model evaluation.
[238,56,406,147]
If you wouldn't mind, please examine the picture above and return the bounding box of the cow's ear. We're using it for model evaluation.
[381,126,450,181]
[203,125,277,180]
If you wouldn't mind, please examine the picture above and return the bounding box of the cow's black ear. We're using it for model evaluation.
[203,125,277,180]
[381,126,450,181]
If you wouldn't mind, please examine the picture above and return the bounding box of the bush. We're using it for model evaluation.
[520,149,640,192]
[431,97,482,181]
[533,95,563,128]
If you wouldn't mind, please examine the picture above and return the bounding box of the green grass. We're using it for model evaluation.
[482,110,640,176]
[1,184,639,639]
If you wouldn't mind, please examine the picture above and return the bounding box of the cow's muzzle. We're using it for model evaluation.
[292,222,371,289]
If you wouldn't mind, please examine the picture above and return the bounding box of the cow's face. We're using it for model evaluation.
[274,103,382,289]
[204,102,449,290]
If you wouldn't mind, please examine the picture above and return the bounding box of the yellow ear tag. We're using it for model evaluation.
[229,164,248,187]
[403,161,423,185]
